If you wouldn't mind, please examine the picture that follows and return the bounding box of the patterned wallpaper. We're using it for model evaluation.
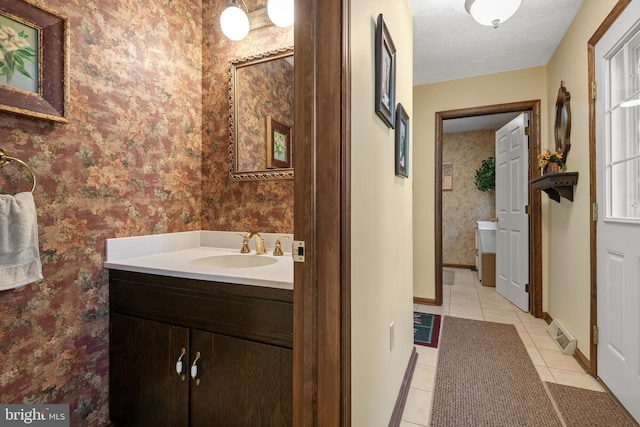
[0,1,293,424]
[202,0,294,233]
[442,130,496,266]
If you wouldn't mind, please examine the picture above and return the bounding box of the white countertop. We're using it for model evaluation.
[104,231,294,290]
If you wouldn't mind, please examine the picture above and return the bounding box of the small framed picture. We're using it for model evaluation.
[395,103,409,178]
[375,14,396,128]
[266,116,292,169]
[0,0,68,123]
[442,163,453,191]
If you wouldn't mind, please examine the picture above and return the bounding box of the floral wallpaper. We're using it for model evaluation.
[443,130,496,266]
[0,0,202,425]
[202,0,294,233]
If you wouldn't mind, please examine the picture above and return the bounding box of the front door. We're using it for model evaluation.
[595,1,640,421]
[495,113,530,312]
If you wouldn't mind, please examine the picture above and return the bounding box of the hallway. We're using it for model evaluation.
[401,268,605,426]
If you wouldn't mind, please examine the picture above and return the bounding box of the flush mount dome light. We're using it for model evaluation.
[267,0,294,28]
[220,0,250,41]
[464,0,522,29]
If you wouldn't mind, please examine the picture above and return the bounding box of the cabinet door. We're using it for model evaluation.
[110,313,189,427]
[190,331,292,427]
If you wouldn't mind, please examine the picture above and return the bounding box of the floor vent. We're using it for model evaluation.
[547,320,577,355]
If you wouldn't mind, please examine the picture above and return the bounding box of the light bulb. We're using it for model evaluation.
[220,3,249,41]
[267,0,294,28]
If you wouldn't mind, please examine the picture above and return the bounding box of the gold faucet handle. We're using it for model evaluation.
[237,233,251,253]
[273,236,290,256]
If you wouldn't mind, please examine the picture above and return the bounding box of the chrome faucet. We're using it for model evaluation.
[240,231,266,255]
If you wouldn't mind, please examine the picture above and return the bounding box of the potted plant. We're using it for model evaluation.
[537,149,566,174]
[475,156,495,192]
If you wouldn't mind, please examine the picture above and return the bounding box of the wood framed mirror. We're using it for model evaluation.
[554,81,571,162]
[229,47,294,181]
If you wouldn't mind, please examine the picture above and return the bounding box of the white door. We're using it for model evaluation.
[595,1,640,421]
[495,113,529,312]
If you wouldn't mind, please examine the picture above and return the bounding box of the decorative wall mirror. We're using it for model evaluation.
[554,81,571,162]
[229,47,294,181]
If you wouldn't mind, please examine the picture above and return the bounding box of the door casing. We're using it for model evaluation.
[434,101,543,318]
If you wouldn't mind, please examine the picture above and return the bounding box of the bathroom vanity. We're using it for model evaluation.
[104,231,293,427]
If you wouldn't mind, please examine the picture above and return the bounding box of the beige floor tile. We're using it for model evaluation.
[402,388,432,426]
[522,320,551,335]
[449,304,483,318]
[415,345,439,367]
[535,365,556,382]
[538,349,585,372]
[450,295,481,307]
[411,363,436,392]
[526,347,546,366]
[415,305,449,316]
[549,368,606,392]
[517,331,536,349]
[530,332,563,351]
[482,307,520,320]
[400,421,424,427]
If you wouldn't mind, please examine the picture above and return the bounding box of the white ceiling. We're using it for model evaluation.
[410,0,584,132]
[410,0,584,86]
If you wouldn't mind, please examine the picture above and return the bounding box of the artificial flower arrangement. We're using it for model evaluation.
[537,149,566,172]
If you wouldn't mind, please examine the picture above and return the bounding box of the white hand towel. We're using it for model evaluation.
[0,192,43,290]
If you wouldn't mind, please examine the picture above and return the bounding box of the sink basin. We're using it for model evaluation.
[190,254,278,269]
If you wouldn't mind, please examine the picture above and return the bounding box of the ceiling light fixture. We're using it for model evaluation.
[464,0,522,29]
[220,0,250,41]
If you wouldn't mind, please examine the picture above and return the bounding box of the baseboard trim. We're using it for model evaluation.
[443,263,474,269]
[542,312,593,375]
[388,347,418,427]
[414,297,437,306]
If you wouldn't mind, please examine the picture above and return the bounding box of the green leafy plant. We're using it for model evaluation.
[475,156,495,192]
[0,25,37,84]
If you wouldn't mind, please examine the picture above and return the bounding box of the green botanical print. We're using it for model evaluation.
[0,24,36,83]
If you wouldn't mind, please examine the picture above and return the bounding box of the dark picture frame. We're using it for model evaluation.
[375,13,396,128]
[266,116,292,169]
[395,103,409,178]
[0,0,68,123]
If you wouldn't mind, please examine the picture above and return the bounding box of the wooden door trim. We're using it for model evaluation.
[587,0,632,377]
[293,0,350,424]
[434,101,543,317]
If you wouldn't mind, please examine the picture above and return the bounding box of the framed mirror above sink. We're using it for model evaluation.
[229,46,294,181]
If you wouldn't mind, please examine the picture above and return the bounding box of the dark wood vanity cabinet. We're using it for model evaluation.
[108,270,293,427]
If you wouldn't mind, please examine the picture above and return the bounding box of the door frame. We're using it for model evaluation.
[293,0,351,425]
[587,0,632,378]
[434,101,543,318]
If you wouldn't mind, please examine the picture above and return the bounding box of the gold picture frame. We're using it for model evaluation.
[0,0,69,123]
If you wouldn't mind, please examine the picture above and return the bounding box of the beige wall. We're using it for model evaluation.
[443,130,496,266]
[413,67,547,300]
[544,0,619,356]
[413,0,620,358]
[350,0,414,424]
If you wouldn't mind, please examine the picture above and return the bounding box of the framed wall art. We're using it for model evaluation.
[266,116,292,169]
[442,162,453,191]
[0,0,68,123]
[375,13,396,128]
[395,103,409,178]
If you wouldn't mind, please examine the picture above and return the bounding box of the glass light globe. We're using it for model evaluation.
[465,0,522,28]
[267,0,294,28]
[220,4,249,41]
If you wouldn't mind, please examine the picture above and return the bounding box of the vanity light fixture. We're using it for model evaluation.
[464,0,522,29]
[267,0,294,28]
[221,0,293,41]
[220,0,250,41]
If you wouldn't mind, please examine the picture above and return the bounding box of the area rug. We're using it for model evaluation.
[545,382,637,426]
[413,312,441,348]
[443,269,455,285]
[430,316,562,426]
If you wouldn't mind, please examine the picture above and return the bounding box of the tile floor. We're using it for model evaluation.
[400,267,604,427]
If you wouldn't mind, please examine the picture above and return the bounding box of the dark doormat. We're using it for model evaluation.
[413,312,441,348]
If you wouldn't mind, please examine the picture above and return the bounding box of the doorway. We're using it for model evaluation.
[434,101,543,318]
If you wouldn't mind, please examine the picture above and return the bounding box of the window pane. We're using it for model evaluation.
[628,31,640,94]
[611,48,626,106]
[610,162,626,217]
[628,157,640,218]
[610,107,627,162]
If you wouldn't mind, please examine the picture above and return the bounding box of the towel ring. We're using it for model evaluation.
[0,149,36,193]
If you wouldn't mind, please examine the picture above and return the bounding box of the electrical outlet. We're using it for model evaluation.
[390,322,395,351]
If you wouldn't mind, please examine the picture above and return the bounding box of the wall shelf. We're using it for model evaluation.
[530,172,579,203]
